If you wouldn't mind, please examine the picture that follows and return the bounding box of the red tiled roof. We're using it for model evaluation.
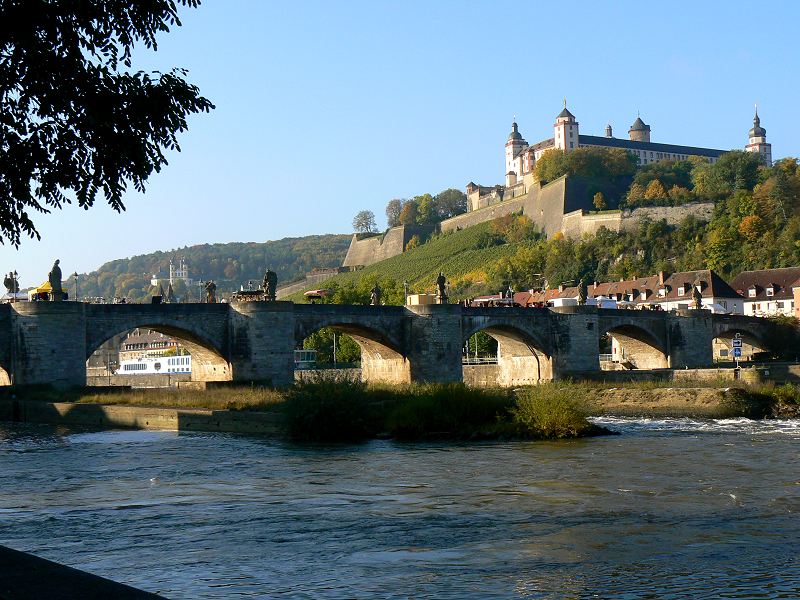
[730,267,800,302]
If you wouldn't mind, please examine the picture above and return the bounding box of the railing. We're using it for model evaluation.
[599,353,615,362]
[462,356,498,365]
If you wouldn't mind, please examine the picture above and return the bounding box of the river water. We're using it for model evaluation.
[0,417,798,599]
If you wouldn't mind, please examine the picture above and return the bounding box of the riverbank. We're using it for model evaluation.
[1,380,797,440]
[0,544,164,599]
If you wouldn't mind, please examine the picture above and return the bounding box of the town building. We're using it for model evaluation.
[515,270,743,314]
[729,267,800,318]
[118,329,184,362]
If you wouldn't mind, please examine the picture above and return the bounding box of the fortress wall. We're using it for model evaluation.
[342,225,436,268]
[619,201,714,232]
[440,196,527,233]
[561,210,623,239]
[523,176,568,237]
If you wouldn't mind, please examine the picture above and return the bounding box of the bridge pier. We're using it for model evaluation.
[667,311,714,369]
[549,307,602,379]
[10,302,87,388]
[406,305,463,384]
[229,302,295,386]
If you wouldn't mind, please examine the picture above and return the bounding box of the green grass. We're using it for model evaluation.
[287,222,533,300]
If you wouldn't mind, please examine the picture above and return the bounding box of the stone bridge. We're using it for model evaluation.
[0,301,793,388]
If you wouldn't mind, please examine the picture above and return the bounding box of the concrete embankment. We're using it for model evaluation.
[0,400,280,434]
[0,544,164,599]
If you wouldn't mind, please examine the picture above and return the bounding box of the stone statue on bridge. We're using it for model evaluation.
[370,283,382,306]
[577,278,587,306]
[692,284,703,310]
[436,272,448,304]
[48,259,63,301]
[204,280,217,304]
[4,272,18,294]
[263,269,277,301]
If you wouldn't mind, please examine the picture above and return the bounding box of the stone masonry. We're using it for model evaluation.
[0,302,790,388]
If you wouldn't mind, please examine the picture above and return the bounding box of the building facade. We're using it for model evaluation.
[729,267,800,318]
[500,104,771,189]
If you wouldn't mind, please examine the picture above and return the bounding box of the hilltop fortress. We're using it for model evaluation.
[344,106,772,268]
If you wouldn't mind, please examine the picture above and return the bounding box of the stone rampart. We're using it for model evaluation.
[342,224,436,268]
[619,201,715,232]
[441,196,528,233]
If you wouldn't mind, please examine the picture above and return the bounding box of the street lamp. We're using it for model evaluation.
[72,272,79,302]
[12,270,18,303]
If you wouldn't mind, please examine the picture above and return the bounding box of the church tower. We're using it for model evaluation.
[554,102,579,152]
[745,108,772,167]
[505,121,526,186]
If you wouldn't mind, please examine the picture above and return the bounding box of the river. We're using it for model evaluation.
[0,417,798,598]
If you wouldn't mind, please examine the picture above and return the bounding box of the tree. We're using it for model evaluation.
[385,198,404,228]
[626,183,646,204]
[398,200,419,225]
[593,192,607,211]
[644,179,668,201]
[0,1,214,246]
[414,193,437,225]
[352,210,377,234]
[434,188,467,219]
[738,215,765,243]
[534,149,569,182]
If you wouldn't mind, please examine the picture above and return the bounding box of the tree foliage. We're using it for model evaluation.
[352,210,377,234]
[385,198,404,228]
[0,0,213,246]
[534,147,637,183]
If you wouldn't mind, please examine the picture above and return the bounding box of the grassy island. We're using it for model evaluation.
[4,380,797,442]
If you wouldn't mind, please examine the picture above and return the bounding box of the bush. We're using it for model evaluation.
[386,384,511,439]
[282,380,379,442]
[511,384,593,438]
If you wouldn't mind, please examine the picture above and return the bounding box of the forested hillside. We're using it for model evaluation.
[291,151,800,305]
[66,235,351,302]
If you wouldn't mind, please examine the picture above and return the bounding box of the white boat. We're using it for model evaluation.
[118,355,192,374]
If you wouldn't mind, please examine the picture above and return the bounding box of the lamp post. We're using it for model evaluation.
[403,281,409,305]
[72,272,79,302]
[12,270,18,303]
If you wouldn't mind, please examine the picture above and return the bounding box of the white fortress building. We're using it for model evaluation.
[503,104,772,187]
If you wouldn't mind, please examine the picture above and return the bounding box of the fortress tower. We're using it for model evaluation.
[505,121,527,186]
[745,108,772,166]
[554,102,579,151]
[628,115,651,142]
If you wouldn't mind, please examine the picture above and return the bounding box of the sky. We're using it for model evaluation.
[3,0,800,287]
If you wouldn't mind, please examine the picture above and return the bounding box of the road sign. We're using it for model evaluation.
[732,338,743,348]
[732,347,742,358]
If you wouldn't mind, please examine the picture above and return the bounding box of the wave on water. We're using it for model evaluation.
[590,415,800,436]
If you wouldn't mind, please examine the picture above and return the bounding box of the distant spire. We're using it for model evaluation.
[563,98,567,108]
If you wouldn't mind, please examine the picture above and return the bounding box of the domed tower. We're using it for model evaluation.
[628,115,651,142]
[605,123,613,138]
[745,107,772,166]
[505,121,527,186]
[554,101,579,152]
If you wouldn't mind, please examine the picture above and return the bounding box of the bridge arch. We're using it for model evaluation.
[712,327,769,362]
[462,323,553,385]
[296,320,410,385]
[86,322,232,383]
[601,323,669,369]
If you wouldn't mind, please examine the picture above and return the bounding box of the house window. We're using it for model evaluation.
[677,286,685,296]
[766,287,774,297]
[640,291,647,300]
[748,288,756,298]
[658,288,666,297]
[776,302,784,310]
[719,300,727,309]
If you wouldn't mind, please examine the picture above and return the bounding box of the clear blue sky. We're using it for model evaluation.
[3,0,799,287]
